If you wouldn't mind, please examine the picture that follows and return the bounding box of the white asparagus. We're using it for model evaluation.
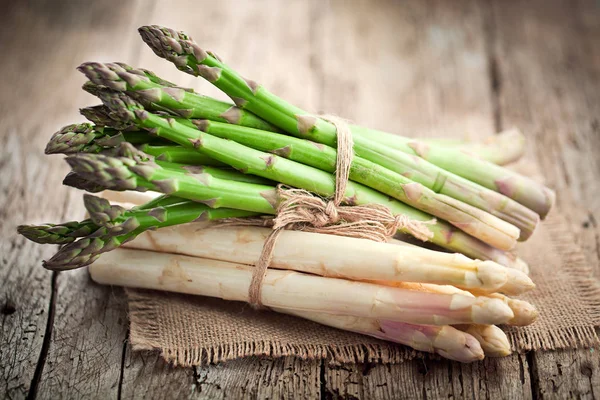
[279,309,484,362]
[379,281,537,327]
[90,248,514,325]
[455,324,511,357]
[469,292,539,326]
[123,224,534,295]
[99,189,160,205]
[389,238,531,275]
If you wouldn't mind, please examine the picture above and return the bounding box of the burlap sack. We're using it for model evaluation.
[124,210,600,366]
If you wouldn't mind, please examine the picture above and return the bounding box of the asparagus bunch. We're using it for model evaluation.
[17,24,553,362]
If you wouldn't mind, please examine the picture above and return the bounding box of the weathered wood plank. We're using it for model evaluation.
[193,357,321,400]
[324,355,533,400]
[0,2,98,396]
[490,0,600,398]
[0,1,156,398]
[120,349,197,400]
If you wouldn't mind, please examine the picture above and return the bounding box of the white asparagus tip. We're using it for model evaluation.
[433,326,485,363]
[470,298,514,325]
[499,268,536,295]
[379,321,484,363]
[459,325,511,357]
[507,298,539,326]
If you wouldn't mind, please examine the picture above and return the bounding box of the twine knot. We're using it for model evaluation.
[222,114,434,309]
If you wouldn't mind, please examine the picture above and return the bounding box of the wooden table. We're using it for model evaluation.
[1,0,599,398]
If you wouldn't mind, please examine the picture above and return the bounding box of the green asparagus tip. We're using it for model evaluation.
[42,234,117,270]
[79,62,152,93]
[65,152,147,192]
[82,81,102,97]
[17,224,76,245]
[90,87,143,124]
[17,219,98,245]
[45,123,99,155]
[83,194,126,225]
[62,171,107,192]
[138,25,203,75]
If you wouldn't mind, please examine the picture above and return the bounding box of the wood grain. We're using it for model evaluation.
[0,0,598,398]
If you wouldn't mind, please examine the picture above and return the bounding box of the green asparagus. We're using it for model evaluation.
[83,53,540,239]
[43,197,257,270]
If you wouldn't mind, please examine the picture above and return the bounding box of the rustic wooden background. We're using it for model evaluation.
[1,0,599,398]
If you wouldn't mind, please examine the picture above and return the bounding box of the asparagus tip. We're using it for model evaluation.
[461,325,511,357]
[471,297,514,325]
[507,299,539,326]
[435,326,485,363]
[501,268,536,295]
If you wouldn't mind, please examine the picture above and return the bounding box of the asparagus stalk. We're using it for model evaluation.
[189,118,519,250]
[137,143,224,166]
[135,26,541,239]
[83,64,520,167]
[66,151,279,214]
[278,310,484,362]
[123,224,533,295]
[41,197,258,270]
[90,248,514,325]
[351,125,555,218]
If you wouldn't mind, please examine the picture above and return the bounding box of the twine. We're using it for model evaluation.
[236,115,434,308]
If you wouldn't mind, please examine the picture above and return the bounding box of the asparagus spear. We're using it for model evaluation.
[83,64,519,166]
[66,151,280,214]
[17,220,98,245]
[91,248,515,325]
[45,122,155,154]
[17,194,216,245]
[135,26,541,239]
[41,196,258,270]
[124,224,534,295]
[276,310,485,362]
